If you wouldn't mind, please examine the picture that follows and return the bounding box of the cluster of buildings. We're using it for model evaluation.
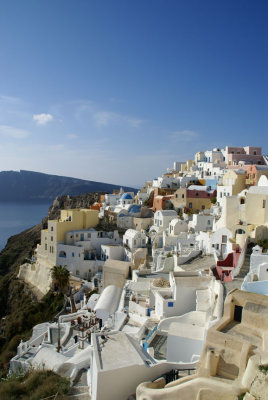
[14,144,268,400]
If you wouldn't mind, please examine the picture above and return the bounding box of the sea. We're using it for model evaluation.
[0,202,51,251]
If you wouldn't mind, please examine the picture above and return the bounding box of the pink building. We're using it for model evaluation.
[225,146,264,166]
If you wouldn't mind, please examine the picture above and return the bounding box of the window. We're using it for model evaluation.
[51,236,53,241]
[189,202,192,209]
[234,305,243,322]
[202,205,205,210]
[168,302,174,307]
[76,234,79,238]
[45,244,47,250]
[222,235,227,244]
[51,226,53,232]
[175,194,178,198]
[196,193,199,196]
[72,252,75,257]
[134,240,136,246]
[126,239,129,245]
[182,194,185,198]
[51,246,54,253]
[263,200,266,208]
[76,270,80,276]
[88,233,91,238]
[208,220,211,225]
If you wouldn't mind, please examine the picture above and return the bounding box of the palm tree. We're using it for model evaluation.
[51,265,70,294]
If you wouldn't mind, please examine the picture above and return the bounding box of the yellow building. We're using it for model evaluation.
[37,209,99,265]
[194,151,206,163]
[222,169,246,194]
[180,159,195,172]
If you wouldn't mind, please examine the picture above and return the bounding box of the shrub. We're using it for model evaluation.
[0,370,70,400]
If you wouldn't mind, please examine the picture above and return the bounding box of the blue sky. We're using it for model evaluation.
[0,0,267,187]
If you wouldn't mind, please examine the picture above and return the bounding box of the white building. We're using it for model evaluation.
[188,213,214,233]
[55,229,122,279]
[151,210,178,233]
[123,229,147,262]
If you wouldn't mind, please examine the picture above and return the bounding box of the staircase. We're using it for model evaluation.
[68,369,90,400]
[235,254,250,279]
[150,334,167,360]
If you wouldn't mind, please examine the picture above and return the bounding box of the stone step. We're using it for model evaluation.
[69,386,90,395]
[68,394,90,400]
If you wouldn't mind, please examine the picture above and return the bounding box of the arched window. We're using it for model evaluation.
[59,250,66,258]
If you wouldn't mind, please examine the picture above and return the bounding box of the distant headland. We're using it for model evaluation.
[0,170,136,202]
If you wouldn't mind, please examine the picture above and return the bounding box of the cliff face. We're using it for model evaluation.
[0,170,136,202]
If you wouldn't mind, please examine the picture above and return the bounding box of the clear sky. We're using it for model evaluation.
[0,0,267,187]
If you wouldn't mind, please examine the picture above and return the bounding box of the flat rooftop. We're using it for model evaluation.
[94,332,154,371]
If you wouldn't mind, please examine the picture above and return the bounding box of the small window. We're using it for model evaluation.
[222,235,227,244]
[76,270,80,276]
[182,194,185,198]
[196,193,199,196]
[168,302,174,307]
[202,205,205,210]
[263,200,266,208]
[189,202,192,209]
[88,233,91,238]
[234,305,243,322]
[175,194,178,198]
[51,226,53,232]
[72,252,74,257]
[51,236,53,241]
[208,220,211,225]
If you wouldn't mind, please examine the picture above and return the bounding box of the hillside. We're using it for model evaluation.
[0,170,136,202]
[0,191,119,375]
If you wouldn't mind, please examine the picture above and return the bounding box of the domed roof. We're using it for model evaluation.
[121,193,133,200]
[128,204,141,214]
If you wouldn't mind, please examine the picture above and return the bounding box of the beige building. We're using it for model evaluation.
[216,181,268,241]
[217,169,246,207]
[102,259,133,290]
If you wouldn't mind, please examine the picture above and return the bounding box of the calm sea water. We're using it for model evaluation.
[0,202,51,251]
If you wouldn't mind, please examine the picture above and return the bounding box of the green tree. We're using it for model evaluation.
[51,265,70,294]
